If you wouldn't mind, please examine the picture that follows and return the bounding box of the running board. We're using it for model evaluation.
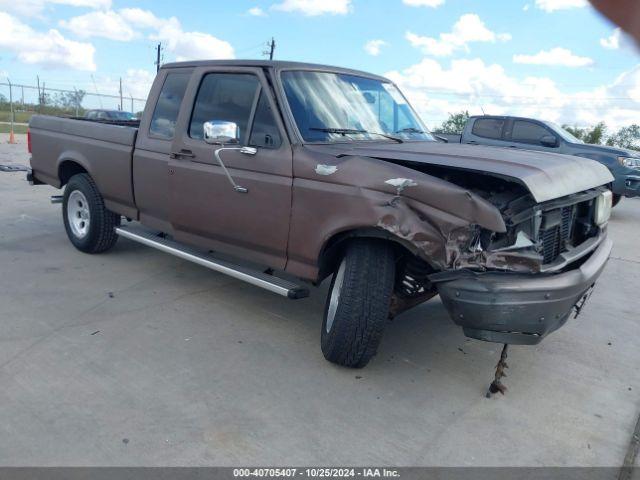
[115,225,309,299]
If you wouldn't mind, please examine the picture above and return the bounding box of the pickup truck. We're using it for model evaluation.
[28,60,614,369]
[439,115,640,205]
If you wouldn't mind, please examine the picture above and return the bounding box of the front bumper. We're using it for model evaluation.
[436,237,613,345]
[613,173,640,198]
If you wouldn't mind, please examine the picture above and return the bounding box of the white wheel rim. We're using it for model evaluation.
[67,190,90,239]
[326,258,346,333]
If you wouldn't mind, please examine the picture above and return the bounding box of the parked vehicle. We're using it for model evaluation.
[84,109,138,122]
[27,61,614,368]
[439,115,640,206]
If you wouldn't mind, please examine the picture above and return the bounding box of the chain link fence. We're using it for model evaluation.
[0,80,148,134]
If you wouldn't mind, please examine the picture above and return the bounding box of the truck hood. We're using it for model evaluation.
[570,141,640,159]
[306,142,614,203]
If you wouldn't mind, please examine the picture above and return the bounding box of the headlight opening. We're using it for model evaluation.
[594,191,613,226]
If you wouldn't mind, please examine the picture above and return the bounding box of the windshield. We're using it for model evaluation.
[545,121,584,144]
[281,70,434,143]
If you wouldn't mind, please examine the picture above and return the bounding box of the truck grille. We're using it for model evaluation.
[540,205,576,264]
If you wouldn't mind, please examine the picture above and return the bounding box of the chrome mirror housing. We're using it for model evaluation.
[203,121,239,144]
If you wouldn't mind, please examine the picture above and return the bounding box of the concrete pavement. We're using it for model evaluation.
[1,134,638,466]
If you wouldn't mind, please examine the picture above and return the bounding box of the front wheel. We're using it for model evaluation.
[321,240,396,368]
[62,173,120,253]
[612,193,622,207]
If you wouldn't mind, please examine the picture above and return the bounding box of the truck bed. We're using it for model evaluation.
[29,115,138,218]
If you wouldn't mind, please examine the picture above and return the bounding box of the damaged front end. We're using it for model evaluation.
[293,146,612,345]
[429,186,613,345]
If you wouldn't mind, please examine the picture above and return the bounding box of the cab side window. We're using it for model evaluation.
[511,120,554,146]
[249,91,282,148]
[190,74,260,143]
[149,72,190,140]
[472,118,505,140]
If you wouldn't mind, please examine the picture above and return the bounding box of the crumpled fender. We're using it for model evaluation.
[285,147,507,280]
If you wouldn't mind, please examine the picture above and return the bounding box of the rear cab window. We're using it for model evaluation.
[471,118,505,140]
[149,72,191,140]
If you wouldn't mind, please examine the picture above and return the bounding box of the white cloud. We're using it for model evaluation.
[513,48,594,67]
[119,8,166,29]
[364,39,388,56]
[385,57,640,130]
[59,8,234,61]
[271,0,352,16]
[0,0,111,17]
[402,0,445,7]
[151,19,235,61]
[95,68,155,99]
[535,0,587,12]
[59,10,137,41]
[601,28,622,50]
[523,4,530,11]
[406,14,511,57]
[247,7,267,16]
[0,12,95,71]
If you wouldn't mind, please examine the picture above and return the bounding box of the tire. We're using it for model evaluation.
[612,194,622,208]
[62,173,120,253]
[321,240,396,368]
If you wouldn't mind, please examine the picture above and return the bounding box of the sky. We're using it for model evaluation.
[0,0,638,129]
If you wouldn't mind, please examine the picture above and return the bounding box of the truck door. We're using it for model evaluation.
[133,68,192,232]
[507,119,562,153]
[168,67,293,270]
[464,117,510,147]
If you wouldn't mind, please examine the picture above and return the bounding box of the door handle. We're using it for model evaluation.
[170,149,195,159]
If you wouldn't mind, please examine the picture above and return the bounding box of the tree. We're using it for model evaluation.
[54,90,86,111]
[562,122,607,145]
[607,125,640,151]
[435,111,470,135]
[563,125,584,141]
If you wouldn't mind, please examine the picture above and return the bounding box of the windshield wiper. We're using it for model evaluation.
[309,127,403,144]
[396,127,427,134]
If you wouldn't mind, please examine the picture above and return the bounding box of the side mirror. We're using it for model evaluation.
[434,135,449,143]
[203,120,239,145]
[540,135,559,148]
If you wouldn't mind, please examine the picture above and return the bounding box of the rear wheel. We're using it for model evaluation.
[321,240,396,368]
[63,173,120,253]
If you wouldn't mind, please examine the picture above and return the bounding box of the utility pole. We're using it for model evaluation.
[7,77,15,144]
[263,38,275,60]
[155,43,163,72]
[73,87,80,117]
[91,74,104,108]
[119,77,123,111]
[37,75,41,113]
[130,94,134,114]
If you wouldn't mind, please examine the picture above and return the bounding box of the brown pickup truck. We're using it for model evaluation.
[28,60,614,368]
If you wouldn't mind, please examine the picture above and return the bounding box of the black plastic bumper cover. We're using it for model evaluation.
[437,237,613,345]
